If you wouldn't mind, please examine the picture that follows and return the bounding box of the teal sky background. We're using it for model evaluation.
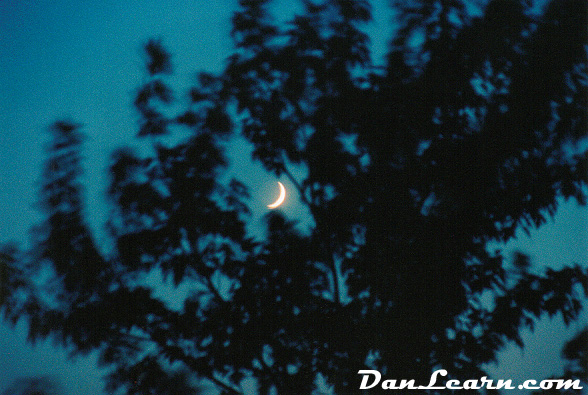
[0,1,586,394]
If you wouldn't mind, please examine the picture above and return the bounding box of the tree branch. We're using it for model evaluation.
[152,339,243,395]
[280,154,342,304]
[279,152,311,207]
[331,253,341,304]
[206,274,225,303]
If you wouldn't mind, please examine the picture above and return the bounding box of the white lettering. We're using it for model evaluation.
[397,379,417,390]
[358,370,381,390]
[381,379,418,390]
[540,380,554,390]
[463,379,481,390]
[419,369,447,389]
[354,370,573,391]
[495,379,515,390]
[555,379,583,390]
[381,380,395,389]
[446,379,462,389]
[522,380,540,390]
[480,376,495,389]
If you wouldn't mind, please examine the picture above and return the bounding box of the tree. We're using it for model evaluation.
[1,0,587,394]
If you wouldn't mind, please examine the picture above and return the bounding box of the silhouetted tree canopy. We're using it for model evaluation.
[1,0,587,394]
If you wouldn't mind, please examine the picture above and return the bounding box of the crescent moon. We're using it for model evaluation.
[267,182,286,209]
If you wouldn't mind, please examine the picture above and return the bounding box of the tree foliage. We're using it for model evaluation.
[1,0,587,394]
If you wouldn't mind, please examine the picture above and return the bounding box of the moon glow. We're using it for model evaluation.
[267,182,286,209]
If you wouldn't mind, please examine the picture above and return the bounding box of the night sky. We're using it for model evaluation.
[0,1,586,394]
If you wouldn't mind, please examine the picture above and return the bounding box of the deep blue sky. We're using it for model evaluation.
[0,1,586,394]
